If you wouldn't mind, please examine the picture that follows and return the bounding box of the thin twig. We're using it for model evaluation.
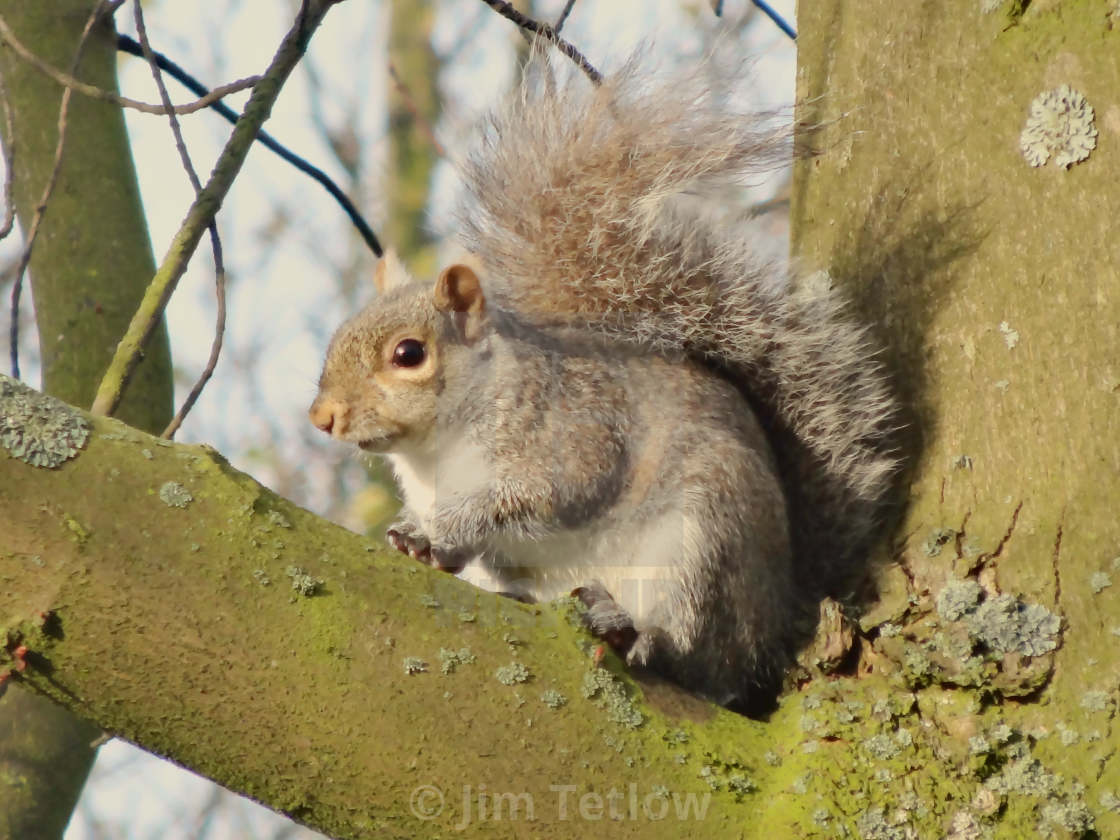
[0,71,16,241]
[7,2,106,379]
[116,33,381,257]
[477,0,601,84]
[91,0,341,418]
[131,2,227,439]
[0,14,260,116]
[388,62,445,157]
[554,0,578,33]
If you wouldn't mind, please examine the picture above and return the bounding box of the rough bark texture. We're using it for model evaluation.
[791,0,1120,837]
[0,4,174,837]
[0,3,173,418]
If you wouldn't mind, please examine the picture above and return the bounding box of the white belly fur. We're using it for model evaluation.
[489,506,696,633]
[387,443,692,633]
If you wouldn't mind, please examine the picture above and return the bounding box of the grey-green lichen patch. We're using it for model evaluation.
[951,454,974,470]
[1089,571,1112,593]
[158,481,193,508]
[923,527,957,557]
[998,321,1019,349]
[856,805,913,840]
[969,735,991,754]
[540,689,567,709]
[581,667,643,729]
[1055,723,1078,746]
[1100,791,1120,813]
[963,593,1061,656]
[438,646,475,674]
[419,594,441,608]
[1020,85,1097,168]
[1079,690,1110,712]
[0,374,89,467]
[495,662,530,685]
[984,756,1060,796]
[1040,800,1094,834]
[285,565,323,596]
[725,773,755,798]
[945,810,982,840]
[937,579,984,621]
[402,656,427,674]
[265,509,292,529]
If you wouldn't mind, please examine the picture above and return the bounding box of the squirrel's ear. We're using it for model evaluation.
[433,263,487,341]
[373,249,411,294]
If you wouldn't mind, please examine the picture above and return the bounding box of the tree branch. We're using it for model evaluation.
[6,2,104,380]
[1,375,762,839]
[129,1,227,439]
[90,0,342,418]
[477,0,601,84]
[0,12,261,116]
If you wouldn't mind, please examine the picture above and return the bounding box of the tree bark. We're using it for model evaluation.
[0,4,173,837]
[1,388,769,839]
[792,0,1120,836]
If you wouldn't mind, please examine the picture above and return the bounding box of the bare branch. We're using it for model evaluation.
[7,2,107,378]
[0,70,16,241]
[129,2,228,439]
[116,33,382,257]
[477,0,601,84]
[0,14,260,116]
[554,0,578,33]
[90,0,343,418]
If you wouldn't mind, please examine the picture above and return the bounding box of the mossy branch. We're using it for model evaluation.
[2,377,786,839]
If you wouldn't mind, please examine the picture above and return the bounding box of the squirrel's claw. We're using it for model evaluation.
[386,524,430,560]
[572,584,639,657]
[386,525,468,575]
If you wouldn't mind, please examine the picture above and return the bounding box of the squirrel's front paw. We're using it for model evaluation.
[386,523,468,575]
[573,583,638,657]
[386,522,430,559]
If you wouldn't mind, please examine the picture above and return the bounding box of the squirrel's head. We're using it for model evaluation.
[309,250,489,452]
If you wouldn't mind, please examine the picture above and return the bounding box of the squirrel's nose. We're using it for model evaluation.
[309,398,348,436]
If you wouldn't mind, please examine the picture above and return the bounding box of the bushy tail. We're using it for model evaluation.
[455,49,899,592]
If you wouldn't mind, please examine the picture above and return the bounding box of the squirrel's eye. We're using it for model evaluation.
[391,338,426,368]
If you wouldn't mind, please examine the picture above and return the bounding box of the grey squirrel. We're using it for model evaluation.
[309,53,898,709]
